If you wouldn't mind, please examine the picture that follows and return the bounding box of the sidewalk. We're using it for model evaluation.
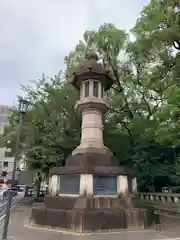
[7,204,180,240]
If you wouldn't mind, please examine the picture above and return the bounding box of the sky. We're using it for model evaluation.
[0,0,149,106]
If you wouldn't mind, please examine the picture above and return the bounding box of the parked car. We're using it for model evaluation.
[11,187,18,197]
[16,185,26,192]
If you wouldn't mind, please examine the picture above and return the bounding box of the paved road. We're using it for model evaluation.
[6,204,180,240]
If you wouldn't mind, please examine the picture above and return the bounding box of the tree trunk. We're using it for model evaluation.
[34,172,42,200]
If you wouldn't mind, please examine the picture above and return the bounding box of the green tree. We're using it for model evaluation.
[65,22,174,189]
[4,73,81,178]
[0,134,4,148]
[130,0,180,188]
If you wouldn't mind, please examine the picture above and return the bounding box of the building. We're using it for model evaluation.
[0,104,15,178]
[0,147,30,185]
[0,148,28,177]
[0,105,10,124]
[0,147,35,186]
[0,148,14,179]
[0,105,11,124]
[0,104,34,185]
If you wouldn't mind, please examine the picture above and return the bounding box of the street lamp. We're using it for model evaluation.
[18,97,29,114]
[2,97,29,240]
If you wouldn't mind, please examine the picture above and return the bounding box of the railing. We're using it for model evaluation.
[0,214,5,238]
[138,192,180,204]
[133,192,180,216]
[0,191,24,238]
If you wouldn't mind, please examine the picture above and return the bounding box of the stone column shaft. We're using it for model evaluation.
[81,109,103,147]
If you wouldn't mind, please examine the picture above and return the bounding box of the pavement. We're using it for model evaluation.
[6,204,180,240]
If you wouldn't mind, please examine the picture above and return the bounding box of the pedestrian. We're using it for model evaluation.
[153,211,161,231]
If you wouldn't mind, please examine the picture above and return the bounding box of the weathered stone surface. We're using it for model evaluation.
[30,201,148,232]
[49,152,135,177]
[44,196,129,209]
[50,166,135,176]
[66,152,119,166]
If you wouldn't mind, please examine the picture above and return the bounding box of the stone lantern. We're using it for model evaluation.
[71,52,112,156]
[30,53,148,232]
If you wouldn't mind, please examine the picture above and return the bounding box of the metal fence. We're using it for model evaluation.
[0,191,24,238]
[0,215,4,238]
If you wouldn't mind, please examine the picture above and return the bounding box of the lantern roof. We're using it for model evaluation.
[71,52,113,90]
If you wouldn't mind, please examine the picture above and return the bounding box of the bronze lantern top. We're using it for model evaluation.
[71,52,113,91]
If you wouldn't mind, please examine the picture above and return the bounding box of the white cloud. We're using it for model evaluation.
[0,0,148,105]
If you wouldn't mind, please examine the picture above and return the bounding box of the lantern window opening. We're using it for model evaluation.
[93,81,99,97]
[101,83,104,97]
[89,81,93,97]
[80,83,84,99]
[84,81,90,97]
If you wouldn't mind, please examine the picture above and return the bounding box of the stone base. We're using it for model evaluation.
[66,152,120,167]
[72,145,110,156]
[50,152,135,177]
[30,196,149,233]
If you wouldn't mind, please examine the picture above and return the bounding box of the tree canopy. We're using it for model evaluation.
[4,0,180,191]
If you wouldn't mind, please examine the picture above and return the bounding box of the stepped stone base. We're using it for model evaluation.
[30,151,150,232]
[30,196,149,233]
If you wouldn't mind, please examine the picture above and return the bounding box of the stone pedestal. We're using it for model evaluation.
[30,152,148,232]
[31,196,147,232]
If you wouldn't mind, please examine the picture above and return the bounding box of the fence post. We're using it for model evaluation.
[0,216,5,239]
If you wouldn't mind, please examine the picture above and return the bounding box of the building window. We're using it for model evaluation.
[93,81,98,97]
[93,176,117,195]
[59,175,80,194]
[3,161,8,167]
[1,171,7,177]
[84,81,89,97]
